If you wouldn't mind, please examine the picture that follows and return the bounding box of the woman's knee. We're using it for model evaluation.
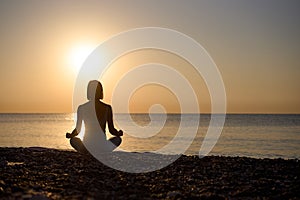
[70,137,81,147]
[110,136,122,147]
[70,137,89,154]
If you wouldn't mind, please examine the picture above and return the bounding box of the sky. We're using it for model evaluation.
[0,0,299,113]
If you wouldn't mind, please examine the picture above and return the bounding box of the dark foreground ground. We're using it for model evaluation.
[0,147,299,200]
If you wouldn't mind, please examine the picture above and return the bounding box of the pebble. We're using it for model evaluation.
[0,147,299,199]
[167,191,181,198]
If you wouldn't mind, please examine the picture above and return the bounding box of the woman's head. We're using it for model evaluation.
[87,80,103,100]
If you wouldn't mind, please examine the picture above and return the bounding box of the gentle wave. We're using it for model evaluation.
[0,113,299,159]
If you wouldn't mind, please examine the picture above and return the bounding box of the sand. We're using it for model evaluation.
[0,147,299,199]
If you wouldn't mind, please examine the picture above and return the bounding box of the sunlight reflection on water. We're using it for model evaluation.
[0,113,299,159]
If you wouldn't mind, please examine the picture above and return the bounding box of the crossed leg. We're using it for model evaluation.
[70,137,89,154]
[70,136,122,154]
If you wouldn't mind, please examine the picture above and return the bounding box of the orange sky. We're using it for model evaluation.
[0,1,299,113]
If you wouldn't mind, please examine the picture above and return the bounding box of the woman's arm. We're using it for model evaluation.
[75,106,83,134]
[107,105,123,136]
[66,106,82,138]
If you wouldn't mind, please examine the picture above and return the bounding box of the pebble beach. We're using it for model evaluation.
[0,147,299,199]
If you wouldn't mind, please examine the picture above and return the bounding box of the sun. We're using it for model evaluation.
[68,44,95,73]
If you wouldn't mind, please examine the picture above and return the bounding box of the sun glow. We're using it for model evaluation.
[68,45,95,73]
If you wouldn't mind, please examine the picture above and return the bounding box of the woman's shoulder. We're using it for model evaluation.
[77,102,91,110]
[100,101,112,109]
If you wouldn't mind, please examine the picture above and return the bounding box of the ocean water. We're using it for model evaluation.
[0,113,299,159]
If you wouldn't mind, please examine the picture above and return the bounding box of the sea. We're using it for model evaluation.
[0,113,299,159]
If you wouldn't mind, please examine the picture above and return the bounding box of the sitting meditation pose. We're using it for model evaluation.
[66,80,123,154]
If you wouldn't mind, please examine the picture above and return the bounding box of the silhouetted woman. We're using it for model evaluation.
[66,80,123,154]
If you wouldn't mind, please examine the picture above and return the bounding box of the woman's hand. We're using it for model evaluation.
[66,129,78,139]
[66,132,72,138]
[118,130,123,136]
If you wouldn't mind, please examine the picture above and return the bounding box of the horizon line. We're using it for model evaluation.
[0,112,299,115]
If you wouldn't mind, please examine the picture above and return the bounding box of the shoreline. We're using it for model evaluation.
[1,147,299,199]
[1,146,298,160]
